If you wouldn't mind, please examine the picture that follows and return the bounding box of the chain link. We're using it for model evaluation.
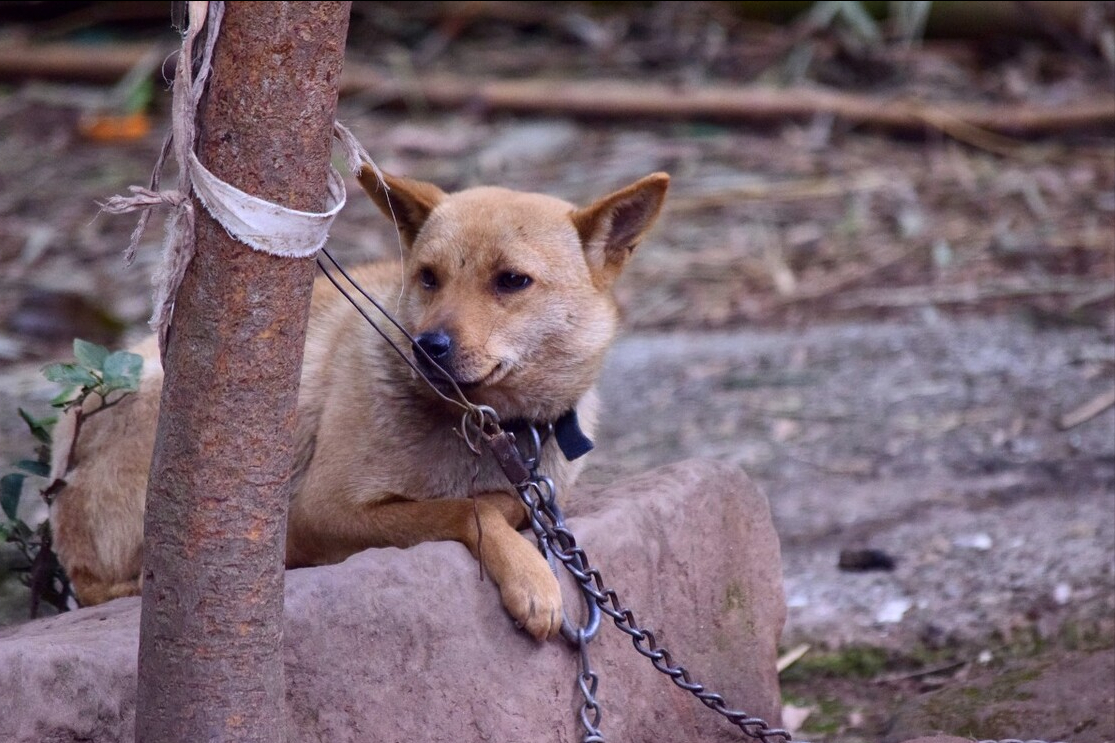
[575,630,606,743]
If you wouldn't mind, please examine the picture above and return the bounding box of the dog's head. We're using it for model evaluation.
[357,168,668,422]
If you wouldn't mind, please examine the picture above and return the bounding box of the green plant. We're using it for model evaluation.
[1,339,142,617]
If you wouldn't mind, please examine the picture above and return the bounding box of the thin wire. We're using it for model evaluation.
[315,249,476,415]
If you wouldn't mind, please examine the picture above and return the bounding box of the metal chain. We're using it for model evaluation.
[575,630,606,743]
[504,424,794,743]
[508,445,1070,743]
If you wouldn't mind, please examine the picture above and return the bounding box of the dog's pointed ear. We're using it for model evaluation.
[357,166,446,247]
[572,172,669,288]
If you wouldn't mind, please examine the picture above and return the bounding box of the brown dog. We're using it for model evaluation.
[49,167,669,640]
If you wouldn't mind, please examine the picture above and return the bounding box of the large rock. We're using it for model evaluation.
[0,459,786,742]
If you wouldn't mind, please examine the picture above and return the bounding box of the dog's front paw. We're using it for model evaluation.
[500,559,563,641]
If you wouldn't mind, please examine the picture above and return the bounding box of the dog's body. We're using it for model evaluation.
[50,169,668,640]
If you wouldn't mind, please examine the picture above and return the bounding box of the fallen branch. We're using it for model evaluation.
[339,63,1115,136]
[0,40,168,84]
[1,41,1110,136]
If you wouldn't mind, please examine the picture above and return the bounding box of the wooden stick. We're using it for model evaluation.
[0,41,166,84]
[776,643,812,673]
[875,659,969,685]
[1058,389,1115,430]
[833,278,1115,310]
[339,63,1115,136]
[2,41,1111,135]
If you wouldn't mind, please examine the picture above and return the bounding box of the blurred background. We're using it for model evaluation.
[0,2,1112,739]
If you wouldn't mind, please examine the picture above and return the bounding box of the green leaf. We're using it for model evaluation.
[124,78,154,114]
[42,363,99,388]
[18,408,54,444]
[50,387,77,408]
[1,473,24,521]
[73,339,110,371]
[15,460,50,477]
[102,351,143,392]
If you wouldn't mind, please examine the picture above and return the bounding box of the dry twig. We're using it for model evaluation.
[1058,389,1115,430]
[833,278,1115,310]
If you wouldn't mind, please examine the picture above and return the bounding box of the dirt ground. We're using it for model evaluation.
[0,2,1113,740]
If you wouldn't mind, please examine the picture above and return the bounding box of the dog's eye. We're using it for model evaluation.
[496,272,532,292]
[418,267,438,290]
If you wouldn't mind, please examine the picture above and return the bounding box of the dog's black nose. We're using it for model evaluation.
[413,330,452,362]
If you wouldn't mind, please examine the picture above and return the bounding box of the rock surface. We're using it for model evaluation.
[0,459,787,743]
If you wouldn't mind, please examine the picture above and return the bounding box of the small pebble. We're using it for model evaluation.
[954,532,993,551]
[876,597,912,624]
[1053,582,1072,605]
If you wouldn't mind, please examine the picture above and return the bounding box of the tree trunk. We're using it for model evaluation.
[135,4,351,742]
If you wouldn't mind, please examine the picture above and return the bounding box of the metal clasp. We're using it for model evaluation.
[561,580,603,646]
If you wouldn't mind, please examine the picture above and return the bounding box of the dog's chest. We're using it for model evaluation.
[382,425,570,501]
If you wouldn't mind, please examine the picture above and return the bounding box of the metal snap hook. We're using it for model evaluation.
[459,404,501,455]
[560,579,602,646]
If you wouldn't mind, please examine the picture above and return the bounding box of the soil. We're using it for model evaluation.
[0,3,1112,741]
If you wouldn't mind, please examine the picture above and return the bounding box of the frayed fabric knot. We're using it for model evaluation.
[99,1,218,355]
[149,202,197,353]
[100,186,192,267]
[334,120,382,185]
[101,186,190,213]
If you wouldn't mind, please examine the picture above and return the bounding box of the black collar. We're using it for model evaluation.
[504,408,594,462]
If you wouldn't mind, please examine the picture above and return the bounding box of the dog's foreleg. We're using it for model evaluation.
[290,493,563,640]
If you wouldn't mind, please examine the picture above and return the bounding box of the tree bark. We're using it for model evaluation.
[135,4,351,742]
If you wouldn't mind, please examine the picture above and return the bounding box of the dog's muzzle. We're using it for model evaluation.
[412,330,454,380]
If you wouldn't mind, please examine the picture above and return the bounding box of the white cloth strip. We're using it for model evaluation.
[187,150,346,258]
